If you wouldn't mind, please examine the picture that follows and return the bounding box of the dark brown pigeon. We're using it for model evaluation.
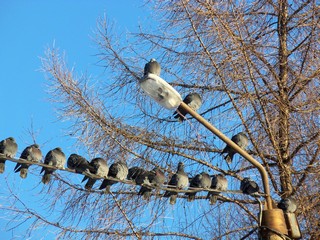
[173,93,202,122]
[221,132,249,163]
[206,174,228,204]
[14,144,42,179]
[163,162,189,204]
[0,137,18,173]
[144,58,161,77]
[82,157,109,190]
[240,177,259,195]
[138,167,165,200]
[185,172,211,202]
[99,160,128,192]
[40,147,66,184]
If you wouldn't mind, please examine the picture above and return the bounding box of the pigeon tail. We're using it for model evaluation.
[14,163,21,172]
[99,179,116,190]
[174,114,185,122]
[163,191,173,198]
[81,175,88,183]
[104,185,111,193]
[187,194,196,202]
[224,153,234,163]
[0,161,5,174]
[170,195,177,205]
[209,195,218,205]
[139,186,153,200]
[40,166,45,174]
[142,191,152,200]
[173,110,186,122]
[20,168,28,179]
[42,173,51,184]
[85,179,96,190]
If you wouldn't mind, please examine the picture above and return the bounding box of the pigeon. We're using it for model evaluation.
[0,137,18,173]
[173,93,202,122]
[127,166,148,185]
[67,153,94,174]
[14,144,42,179]
[185,172,211,202]
[163,162,189,204]
[40,147,66,184]
[144,58,161,77]
[240,177,259,195]
[221,132,249,163]
[99,160,128,192]
[82,157,109,190]
[206,174,228,204]
[277,197,297,213]
[138,167,166,200]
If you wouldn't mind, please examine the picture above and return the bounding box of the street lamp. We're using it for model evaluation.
[139,73,182,110]
[139,74,290,239]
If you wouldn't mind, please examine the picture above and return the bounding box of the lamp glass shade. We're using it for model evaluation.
[139,73,182,109]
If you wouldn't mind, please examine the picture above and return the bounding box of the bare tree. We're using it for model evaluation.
[2,0,319,239]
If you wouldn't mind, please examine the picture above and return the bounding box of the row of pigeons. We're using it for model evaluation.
[0,137,255,204]
[0,136,297,211]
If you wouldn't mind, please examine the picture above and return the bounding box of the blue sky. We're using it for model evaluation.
[0,1,148,238]
[0,1,147,148]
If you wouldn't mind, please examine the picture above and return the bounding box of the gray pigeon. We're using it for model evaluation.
[206,174,228,204]
[82,157,109,190]
[221,132,249,163]
[144,58,161,77]
[40,147,66,184]
[185,172,211,202]
[67,153,94,174]
[127,166,148,185]
[277,197,297,213]
[173,93,202,122]
[163,162,189,204]
[240,177,259,195]
[14,144,42,179]
[0,137,18,173]
[138,167,165,200]
[99,160,128,192]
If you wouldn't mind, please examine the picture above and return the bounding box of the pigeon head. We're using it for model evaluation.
[242,177,250,182]
[177,162,184,170]
[8,137,16,142]
[239,132,248,137]
[32,144,40,149]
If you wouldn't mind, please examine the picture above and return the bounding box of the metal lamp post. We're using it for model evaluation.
[139,73,291,239]
[140,73,273,208]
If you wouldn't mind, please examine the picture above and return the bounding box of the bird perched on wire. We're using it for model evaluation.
[173,93,202,122]
[14,144,42,179]
[163,162,189,205]
[82,157,109,190]
[221,132,249,163]
[99,160,128,192]
[240,177,259,195]
[206,174,228,204]
[138,167,165,200]
[0,137,18,174]
[277,197,297,213]
[144,58,161,77]
[67,153,94,174]
[40,147,66,184]
[185,172,211,202]
[127,166,148,185]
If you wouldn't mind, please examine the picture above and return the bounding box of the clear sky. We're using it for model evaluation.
[0,1,148,238]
